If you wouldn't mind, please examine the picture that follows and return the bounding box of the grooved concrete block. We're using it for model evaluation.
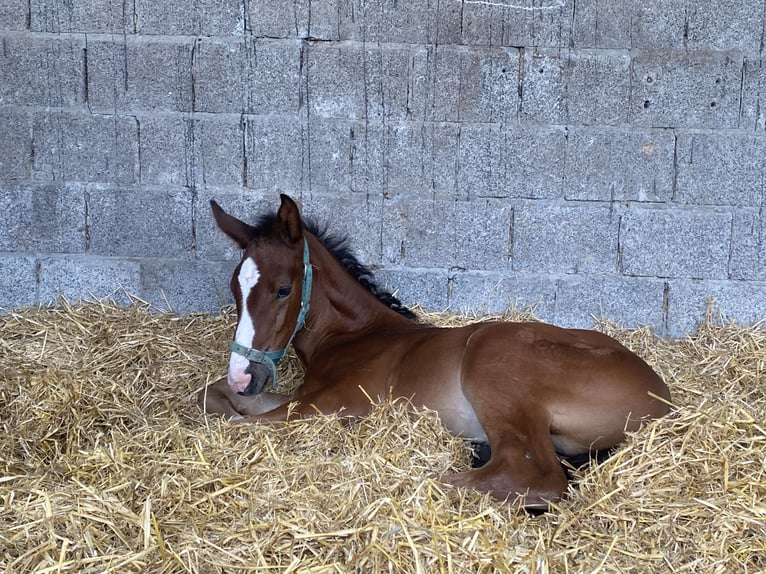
[675,131,766,206]
[195,38,302,114]
[621,208,732,279]
[0,255,37,309]
[0,185,86,252]
[458,123,565,200]
[730,210,766,281]
[38,255,141,305]
[33,112,138,183]
[342,0,462,44]
[564,127,674,202]
[247,0,310,38]
[31,0,134,33]
[458,47,519,123]
[195,189,274,261]
[307,43,410,121]
[567,50,631,125]
[138,115,191,186]
[686,1,764,52]
[140,259,234,314]
[0,35,85,106]
[447,271,557,320]
[571,0,631,48]
[87,188,194,258]
[461,0,574,47]
[382,198,512,270]
[87,38,194,113]
[135,0,243,36]
[520,48,566,124]
[1,0,29,31]
[301,192,384,266]
[741,58,766,132]
[245,116,306,191]
[375,268,449,312]
[512,203,619,274]
[409,45,462,122]
[384,122,460,199]
[667,279,766,336]
[630,52,743,129]
[554,275,666,331]
[630,1,687,50]
[0,109,32,181]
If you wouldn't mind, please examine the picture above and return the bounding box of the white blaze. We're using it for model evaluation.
[228,257,259,392]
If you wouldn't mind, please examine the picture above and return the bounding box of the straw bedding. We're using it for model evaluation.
[1,299,765,573]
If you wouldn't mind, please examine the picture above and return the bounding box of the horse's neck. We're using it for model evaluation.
[293,235,414,364]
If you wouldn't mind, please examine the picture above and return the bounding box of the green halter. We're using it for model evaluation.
[229,238,313,390]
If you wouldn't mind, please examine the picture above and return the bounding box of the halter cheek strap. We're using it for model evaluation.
[229,238,313,390]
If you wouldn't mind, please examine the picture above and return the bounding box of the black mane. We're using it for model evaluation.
[250,214,417,321]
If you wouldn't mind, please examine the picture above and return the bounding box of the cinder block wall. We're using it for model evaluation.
[1,1,765,337]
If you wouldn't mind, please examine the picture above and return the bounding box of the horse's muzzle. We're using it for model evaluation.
[238,362,273,396]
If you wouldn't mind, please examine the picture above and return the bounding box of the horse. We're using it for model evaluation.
[198,194,671,509]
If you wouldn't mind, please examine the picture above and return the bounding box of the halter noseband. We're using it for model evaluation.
[229,238,313,390]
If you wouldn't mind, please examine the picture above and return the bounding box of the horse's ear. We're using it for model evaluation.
[210,200,256,249]
[275,194,303,245]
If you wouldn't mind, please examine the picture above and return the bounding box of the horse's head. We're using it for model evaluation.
[211,194,312,396]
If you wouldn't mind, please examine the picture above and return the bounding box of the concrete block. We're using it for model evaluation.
[300,191,384,266]
[461,0,574,47]
[630,52,743,129]
[512,202,619,274]
[382,197,512,270]
[87,37,194,113]
[196,116,245,188]
[140,259,234,315]
[194,189,275,261]
[194,38,302,114]
[620,207,732,279]
[520,48,566,124]
[458,123,566,200]
[0,109,32,181]
[571,0,631,48]
[31,0,134,33]
[458,47,519,123]
[138,115,191,187]
[566,50,631,125]
[244,115,306,191]
[0,35,85,107]
[384,122,460,199]
[33,112,138,183]
[553,275,666,331]
[675,131,765,206]
[564,127,674,202]
[667,279,766,337]
[1,0,29,31]
[408,45,462,122]
[686,1,764,52]
[447,271,557,320]
[38,255,141,306]
[630,1,687,50]
[741,58,765,132]
[342,0,462,45]
[307,42,409,120]
[135,0,243,36]
[0,185,86,252]
[87,188,194,259]
[729,210,766,281]
[374,268,450,312]
[0,255,38,309]
[247,0,310,38]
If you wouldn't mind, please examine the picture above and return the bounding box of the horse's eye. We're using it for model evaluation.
[276,286,292,300]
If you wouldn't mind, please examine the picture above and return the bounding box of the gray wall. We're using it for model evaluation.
[1,0,765,337]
